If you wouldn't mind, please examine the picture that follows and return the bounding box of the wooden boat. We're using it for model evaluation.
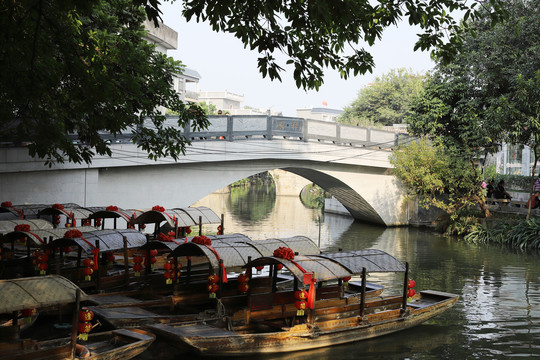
[88,234,338,328]
[148,249,458,356]
[131,206,222,239]
[0,275,155,360]
[0,226,98,279]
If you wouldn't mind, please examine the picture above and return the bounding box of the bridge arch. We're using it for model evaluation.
[0,136,408,226]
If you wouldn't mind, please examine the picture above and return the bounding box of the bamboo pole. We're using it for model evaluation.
[401,262,409,312]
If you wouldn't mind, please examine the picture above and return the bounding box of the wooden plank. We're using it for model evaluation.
[151,323,232,337]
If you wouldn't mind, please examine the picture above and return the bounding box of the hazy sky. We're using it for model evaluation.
[160,2,434,116]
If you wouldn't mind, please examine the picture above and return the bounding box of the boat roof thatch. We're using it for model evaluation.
[245,249,406,284]
[0,226,98,246]
[44,229,147,254]
[0,219,53,234]
[37,206,93,219]
[167,234,319,271]
[132,207,220,227]
[0,275,87,314]
[319,249,406,273]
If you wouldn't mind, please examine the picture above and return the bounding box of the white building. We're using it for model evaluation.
[198,91,244,112]
[143,20,200,103]
[296,107,343,122]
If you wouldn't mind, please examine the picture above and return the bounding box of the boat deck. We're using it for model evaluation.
[409,290,459,309]
[151,323,232,338]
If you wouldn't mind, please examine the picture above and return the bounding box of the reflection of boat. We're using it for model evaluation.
[148,250,458,356]
[0,275,155,360]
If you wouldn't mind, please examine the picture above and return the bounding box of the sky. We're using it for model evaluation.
[159,2,435,117]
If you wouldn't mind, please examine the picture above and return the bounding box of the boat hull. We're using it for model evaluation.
[149,290,458,356]
[0,328,155,360]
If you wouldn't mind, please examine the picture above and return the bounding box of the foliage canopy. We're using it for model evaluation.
[390,139,483,219]
[339,68,426,126]
[0,0,509,165]
[0,0,208,165]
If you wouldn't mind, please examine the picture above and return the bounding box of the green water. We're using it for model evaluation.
[141,184,540,359]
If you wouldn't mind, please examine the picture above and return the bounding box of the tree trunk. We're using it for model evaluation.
[474,194,491,218]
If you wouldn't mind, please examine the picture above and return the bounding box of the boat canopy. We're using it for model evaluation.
[0,219,53,234]
[251,236,320,256]
[247,255,352,283]
[139,240,181,252]
[88,208,144,222]
[0,275,87,314]
[38,206,93,220]
[45,229,147,254]
[169,240,266,270]
[132,209,197,227]
[245,249,406,284]
[172,207,221,224]
[319,249,406,273]
[0,203,57,218]
[167,235,319,271]
[1,226,98,246]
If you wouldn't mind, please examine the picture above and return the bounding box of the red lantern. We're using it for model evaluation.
[208,274,220,284]
[21,308,36,323]
[77,321,93,341]
[82,267,93,281]
[82,259,94,268]
[78,321,92,334]
[207,283,219,298]
[342,276,351,286]
[255,265,264,274]
[238,283,249,293]
[277,264,283,270]
[408,279,416,288]
[37,253,49,263]
[106,253,115,265]
[217,225,223,235]
[133,255,143,276]
[408,289,416,298]
[95,218,102,227]
[163,262,172,271]
[53,215,61,225]
[78,309,94,322]
[38,262,48,275]
[238,273,249,283]
[295,290,308,300]
[63,246,72,253]
[82,259,94,281]
[133,263,143,276]
[295,300,307,316]
[150,249,158,257]
[185,227,192,234]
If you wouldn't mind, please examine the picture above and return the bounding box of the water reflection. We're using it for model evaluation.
[154,189,540,360]
[228,182,276,223]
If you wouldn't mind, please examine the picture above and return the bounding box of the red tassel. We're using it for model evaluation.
[221,263,228,283]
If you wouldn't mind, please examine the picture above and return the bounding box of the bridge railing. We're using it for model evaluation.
[181,115,411,150]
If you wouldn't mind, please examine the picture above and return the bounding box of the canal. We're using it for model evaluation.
[141,183,540,359]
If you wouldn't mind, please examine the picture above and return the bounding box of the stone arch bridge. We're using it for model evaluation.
[0,116,412,226]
